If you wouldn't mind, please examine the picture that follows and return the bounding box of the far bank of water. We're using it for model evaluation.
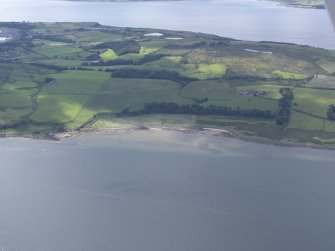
[0,0,334,48]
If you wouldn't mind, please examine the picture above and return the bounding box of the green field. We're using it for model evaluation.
[32,44,84,58]
[0,21,335,145]
[293,87,335,118]
[42,71,110,94]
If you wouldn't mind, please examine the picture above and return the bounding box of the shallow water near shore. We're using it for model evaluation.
[1,130,335,250]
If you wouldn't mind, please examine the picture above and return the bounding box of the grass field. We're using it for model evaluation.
[42,70,110,94]
[293,87,335,118]
[0,108,33,126]
[303,75,335,89]
[86,78,190,113]
[185,64,227,79]
[30,94,91,123]
[181,80,279,111]
[32,45,84,58]
[287,110,325,131]
[1,22,335,144]
[273,70,306,80]
[0,64,13,85]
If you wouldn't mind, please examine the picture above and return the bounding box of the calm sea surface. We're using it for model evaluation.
[0,0,334,48]
[0,130,335,251]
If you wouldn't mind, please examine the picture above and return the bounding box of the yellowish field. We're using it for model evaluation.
[100,49,118,61]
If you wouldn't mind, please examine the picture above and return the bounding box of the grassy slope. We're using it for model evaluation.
[1,22,335,144]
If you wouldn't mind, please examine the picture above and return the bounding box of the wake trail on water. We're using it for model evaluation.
[0,242,7,251]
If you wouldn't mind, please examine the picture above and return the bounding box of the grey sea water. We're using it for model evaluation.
[0,130,335,250]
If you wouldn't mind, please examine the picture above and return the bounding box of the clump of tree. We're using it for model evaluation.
[33,34,74,43]
[92,40,140,55]
[84,54,101,61]
[75,67,95,71]
[0,22,33,31]
[82,59,134,66]
[29,63,68,71]
[44,77,54,84]
[120,102,275,119]
[82,52,171,67]
[276,87,294,125]
[207,40,231,48]
[327,105,335,121]
[192,97,208,104]
[110,69,196,85]
[136,53,168,64]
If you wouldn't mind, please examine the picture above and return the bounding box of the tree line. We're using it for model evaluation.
[119,102,275,119]
[81,58,134,66]
[327,105,335,121]
[29,63,69,71]
[276,87,293,125]
[92,40,140,55]
[163,41,206,50]
[33,34,74,44]
[82,53,170,67]
[0,22,33,30]
[110,69,196,85]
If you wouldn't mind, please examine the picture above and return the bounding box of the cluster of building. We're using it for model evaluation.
[0,51,17,61]
[239,89,267,97]
[0,30,14,43]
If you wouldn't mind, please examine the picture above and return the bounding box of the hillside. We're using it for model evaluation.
[270,0,325,8]
[1,22,335,144]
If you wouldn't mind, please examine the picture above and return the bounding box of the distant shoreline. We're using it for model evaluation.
[64,0,325,9]
[264,0,325,9]
[64,0,188,2]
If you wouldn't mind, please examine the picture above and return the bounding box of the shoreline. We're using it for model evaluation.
[261,0,325,9]
[65,0,326,9]
[1,126,335,151]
